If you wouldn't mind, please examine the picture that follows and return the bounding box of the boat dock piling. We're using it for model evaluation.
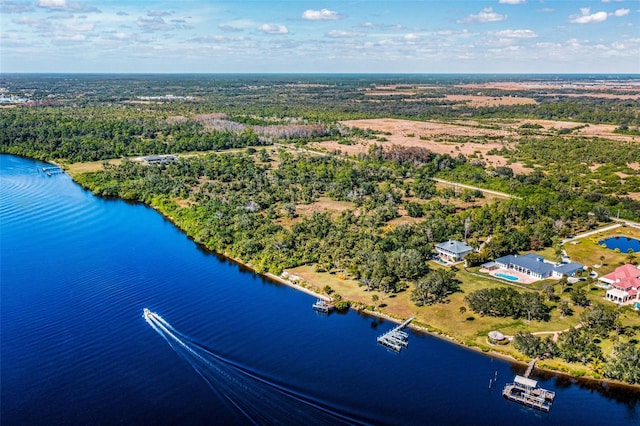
[502,358,555,412]
[312,299,335,313]
[377,317,414,352]
[38,166,64,176]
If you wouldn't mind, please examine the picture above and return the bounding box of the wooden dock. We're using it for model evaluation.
[38,166,64,176]
[312,299,335,313]
[502,358,556,412]
[376,317,413,352]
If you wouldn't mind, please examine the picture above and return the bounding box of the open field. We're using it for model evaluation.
[312,117,638,174]
[64,159,122,175]
[444,94,538,107]
[564,226,640,274]
[455,80,640,95]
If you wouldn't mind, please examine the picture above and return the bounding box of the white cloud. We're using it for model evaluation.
[137,12,191,32]
[404,33,419,41]
[147,10,172,17]
[36,0,99,13]
[499,0,526,4]
[1,1,34,13]
[611,8,630,17]
[12,16,51,30]
[302,9,342,21]
[37,0,67,8]
[325,30,364,38]
[219,20,255,32]
[493,29,538,38]
[538,8,555,13]
[570,8,608,24]
[457,7,507,24]
[257,24,288,35]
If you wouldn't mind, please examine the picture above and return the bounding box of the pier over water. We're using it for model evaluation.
[38,166,64,176]
[377,317,414,352]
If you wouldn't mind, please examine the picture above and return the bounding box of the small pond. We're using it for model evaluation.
[599,236,640,253]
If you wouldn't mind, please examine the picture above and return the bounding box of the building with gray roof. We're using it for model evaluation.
[435,240,474,262]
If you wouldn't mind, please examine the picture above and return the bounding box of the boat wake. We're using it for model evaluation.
[143,309,366,425]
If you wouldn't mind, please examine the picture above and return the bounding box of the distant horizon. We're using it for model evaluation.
[1,1,638,74]
[3,72,639,77]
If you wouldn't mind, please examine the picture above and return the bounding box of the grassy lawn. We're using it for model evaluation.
[564,225,640,274]
[287,264,584,347]
[64,159,123,176]
[286,260,640,380]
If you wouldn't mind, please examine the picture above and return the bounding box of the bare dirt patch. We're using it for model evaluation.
[628,162,640,171]
[295,197,355,218]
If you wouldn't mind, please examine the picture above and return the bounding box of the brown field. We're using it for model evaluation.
[456,80,640,94]
[312,118,638,172]
[445,94,537,107]
[315,118,519,171]
[540,93,640,100]
[364,90,418,97]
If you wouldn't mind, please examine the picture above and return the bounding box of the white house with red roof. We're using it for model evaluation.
[599,264,640,305]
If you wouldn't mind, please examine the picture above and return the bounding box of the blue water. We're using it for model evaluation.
[600,236,640,253]
[496,273,520,282]
[1,154,639,424]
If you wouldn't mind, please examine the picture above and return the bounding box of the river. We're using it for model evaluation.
[1,154,638,424]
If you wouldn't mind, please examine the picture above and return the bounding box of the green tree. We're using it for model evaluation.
[571,288,589,307]
[513,332,557,358]
[371,294,379,309]
[411,269,460,306]
[557,328,602,364]
[604,342,640,384]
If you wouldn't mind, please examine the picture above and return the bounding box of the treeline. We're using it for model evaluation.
[0,107,275,162]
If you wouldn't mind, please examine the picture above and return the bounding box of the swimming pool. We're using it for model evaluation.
[495,273,519,281]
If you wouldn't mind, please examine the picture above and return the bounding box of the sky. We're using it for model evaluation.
[1,0,638,73]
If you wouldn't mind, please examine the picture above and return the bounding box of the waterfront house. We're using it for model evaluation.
[599,264,640,305]
[494,253,583,281]
[435,240,473,262]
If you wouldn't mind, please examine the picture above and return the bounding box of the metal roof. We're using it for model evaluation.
[514,375,538,388]
[435,240,473,255]
[495,254,554,275]
[553,262,583,275]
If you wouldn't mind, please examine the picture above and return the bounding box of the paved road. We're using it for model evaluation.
[562,223,622,244]
[431,178,520,199]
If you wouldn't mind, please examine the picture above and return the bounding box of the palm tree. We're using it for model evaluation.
[459,306,467,322]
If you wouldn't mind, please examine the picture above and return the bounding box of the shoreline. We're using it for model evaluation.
[263,266,640,392]
[61,165,640,392]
